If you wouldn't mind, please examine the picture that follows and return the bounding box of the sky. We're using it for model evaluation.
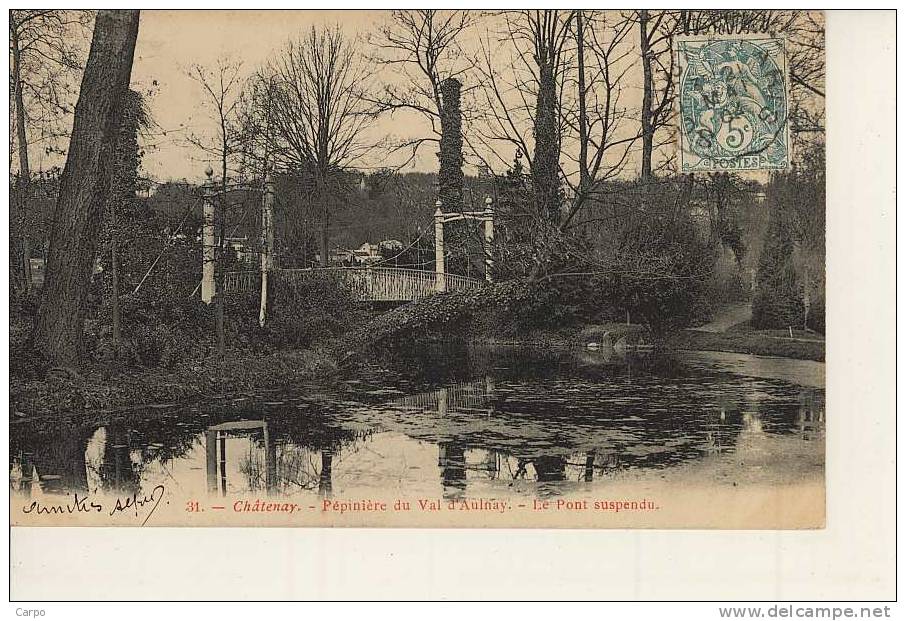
[130,9,646,184]
[16,9,820,184]
[132,10,420,182]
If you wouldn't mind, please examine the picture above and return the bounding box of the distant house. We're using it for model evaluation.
[212,236,256,265]
[318,239,404,267]
[353,242,381,264]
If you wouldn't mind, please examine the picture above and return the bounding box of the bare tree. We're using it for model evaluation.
[9,10,93,165]
[527,10,576,224]
[255,25,377,266]
[626,10,726,180]
[186,57,247,354]
[32,9,140,367]
[186,58,245,201]
[235,73,277,181]
[773,11,825,139]
[9,9,93,291]
[630,9,680,182]
[369,10,476,169]
[560,10,637,227]
[476,12,636,222]
[475,10,576,223]
[472,10,645,283]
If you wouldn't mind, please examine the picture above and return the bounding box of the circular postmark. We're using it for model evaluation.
[680,38,788,166]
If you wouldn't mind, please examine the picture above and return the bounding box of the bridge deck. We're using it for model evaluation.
[222,267,483,302]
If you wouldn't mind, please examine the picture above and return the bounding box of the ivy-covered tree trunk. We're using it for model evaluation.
[533,60,560,224]
[32,10,140,368]
[438,78,463,212]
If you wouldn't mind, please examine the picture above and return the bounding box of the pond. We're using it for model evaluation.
[9,345,825,526]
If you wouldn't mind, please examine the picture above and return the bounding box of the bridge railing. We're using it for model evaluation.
[221,267,483,302]
[222,270,259,293]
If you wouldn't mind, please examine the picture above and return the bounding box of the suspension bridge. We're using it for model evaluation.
[200,171,495,308]
[222,267,485,303]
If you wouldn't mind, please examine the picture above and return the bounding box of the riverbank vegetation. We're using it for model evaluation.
[10,10,825,418]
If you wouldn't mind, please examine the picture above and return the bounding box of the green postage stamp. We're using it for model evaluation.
[676,34,791,172]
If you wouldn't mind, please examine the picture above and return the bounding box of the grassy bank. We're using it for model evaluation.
[465,320,824,362]
[10,347,340,421]
[665,328,825,362]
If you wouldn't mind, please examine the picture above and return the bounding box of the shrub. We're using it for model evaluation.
[92,293,216,367]
[607,211,717,337]
[85,270,372,367]
[752,285,804,330]
[806,296,825,334]
[260,272,370,348]
[751,204,805,330]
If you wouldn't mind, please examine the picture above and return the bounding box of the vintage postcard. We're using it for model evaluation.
[9,9,826,530]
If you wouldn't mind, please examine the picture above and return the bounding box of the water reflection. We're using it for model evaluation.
[97,424,140,495]
[9,349,825,502]
[204,420,277,495]
[438,442,466,500]
[798,391,824,441]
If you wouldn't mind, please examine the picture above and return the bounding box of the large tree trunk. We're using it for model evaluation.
[317,177,330,267]
[438,77,464,212]
[639,9,654,182]
[9,192,27,294]
[11,24,33,292]
[32,10,141,367]
[533,60,560,224]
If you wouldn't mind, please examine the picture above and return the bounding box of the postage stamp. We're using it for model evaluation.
[676,34,791,173]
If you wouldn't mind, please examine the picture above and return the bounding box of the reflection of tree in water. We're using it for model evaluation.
[95,424,140,495]
[438,442,466,500]
[796,389,825,440]
[507,452,610,485]
[236,427,370,496]
[9,455,32,496]
[238,441,271,491]
[12,424,94,494]
[704,406,736,455]
[533,455,567,483]
[379,370,782,497]
[319,450,333,496]
[420,382,822,497]
[370,341,575,387]
[11,399,369,497]
[239,445,326,494]
[10,350,826,500]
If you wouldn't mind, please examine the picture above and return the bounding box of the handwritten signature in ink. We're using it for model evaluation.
[22,484,166,526]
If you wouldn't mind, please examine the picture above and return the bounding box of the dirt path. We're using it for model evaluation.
[691,302,752,333]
